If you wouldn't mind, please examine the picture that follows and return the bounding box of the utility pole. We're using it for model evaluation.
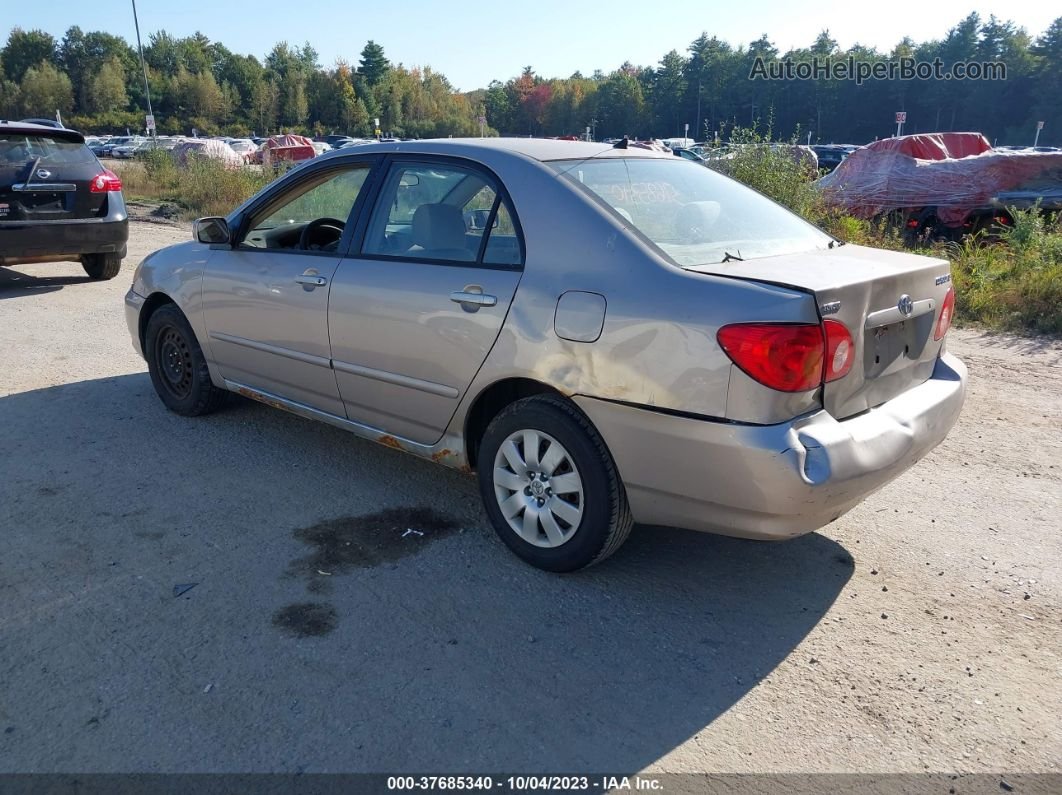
[695,77,702,141]
[131,0,155,140]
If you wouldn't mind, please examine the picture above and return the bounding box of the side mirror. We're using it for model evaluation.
[194,216,231,245]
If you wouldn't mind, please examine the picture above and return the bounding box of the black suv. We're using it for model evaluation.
[0,121,129,280]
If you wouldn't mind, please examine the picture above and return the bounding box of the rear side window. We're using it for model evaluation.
[0,135,95,166]
[362,161,524,267]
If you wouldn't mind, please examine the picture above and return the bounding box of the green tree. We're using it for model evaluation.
[1,28,57,83]
[594,70,648,139]
[359,40,389,86]
[87,56,128,113]
[650,50,687,137]
[19,61,73,117]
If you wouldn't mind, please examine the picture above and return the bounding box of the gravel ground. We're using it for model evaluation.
[0,220,1059,774]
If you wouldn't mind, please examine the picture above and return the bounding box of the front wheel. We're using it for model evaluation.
[477,395,633,572]
[144,303,227,416]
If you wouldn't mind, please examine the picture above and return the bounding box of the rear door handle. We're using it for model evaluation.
[450,290,497,308]
[295,274,328,287]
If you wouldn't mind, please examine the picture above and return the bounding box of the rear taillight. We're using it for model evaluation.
[717,324,825,392]
[90,169,122,193]
[823,319,854,382]
[934,286,955,340]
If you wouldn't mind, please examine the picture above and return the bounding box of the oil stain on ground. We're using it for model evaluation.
[272,602,338,638]
[273,508,460,638]
[288,507,461,582]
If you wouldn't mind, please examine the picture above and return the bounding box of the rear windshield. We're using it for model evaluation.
[0,134,94,166]
[549,157,832,265]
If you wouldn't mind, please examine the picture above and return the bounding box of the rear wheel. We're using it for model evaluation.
[144,303,227,416]
[81,252,122,280]
[477,395,633,572]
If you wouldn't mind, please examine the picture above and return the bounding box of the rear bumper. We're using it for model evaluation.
[575,352,967,540]
[0,215,129,265]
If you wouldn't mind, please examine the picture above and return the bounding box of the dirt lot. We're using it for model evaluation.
[0,220,1060,775]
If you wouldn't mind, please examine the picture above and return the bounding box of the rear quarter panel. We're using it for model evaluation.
[449,152,821,429]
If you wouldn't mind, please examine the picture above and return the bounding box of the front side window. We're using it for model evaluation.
[238,165,371,252]
[362,162,523,266]
[550,157,832,266]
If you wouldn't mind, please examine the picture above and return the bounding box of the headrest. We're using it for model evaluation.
[412,204,467,250]
[675,201,721,242]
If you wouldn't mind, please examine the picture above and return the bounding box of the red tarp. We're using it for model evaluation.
[260,134,316,166]
[818,132,1062,226]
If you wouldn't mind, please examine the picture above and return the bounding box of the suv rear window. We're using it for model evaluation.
[0,135,95,166]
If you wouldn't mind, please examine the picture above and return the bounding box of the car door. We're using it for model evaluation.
[201,159,376,416]
[327,157,525,445]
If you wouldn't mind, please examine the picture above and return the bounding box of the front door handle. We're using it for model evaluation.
[295,274,327,287]
[450,290,497,308]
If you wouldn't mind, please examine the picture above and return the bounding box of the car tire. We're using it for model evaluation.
[81,252,122,280]
[477,394,634,572]
[144,303,227,416]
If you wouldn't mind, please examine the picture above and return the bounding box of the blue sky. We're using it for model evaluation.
[5,1,1058,90]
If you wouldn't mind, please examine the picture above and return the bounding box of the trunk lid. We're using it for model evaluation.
[687,244,952,419]
[0,130,109,222]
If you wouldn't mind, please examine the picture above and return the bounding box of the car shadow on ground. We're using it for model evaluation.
[0,374,853,772]
[0,265,91,298]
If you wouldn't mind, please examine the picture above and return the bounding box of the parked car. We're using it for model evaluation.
[88,137,112,156]
[126,138,966,571]
[311,141,333,156]
[811,144,857,174]
[99,136,135,158]
[229,139,258,162]
[172,139,244,168]
[319,134,355,148]
[112,137,149,158]
[0,121,128,279]
[672,147,707,163]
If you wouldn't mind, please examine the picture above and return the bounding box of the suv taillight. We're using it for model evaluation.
[934,286,955,340]
[717,320,855,393]
[90,169,122,193]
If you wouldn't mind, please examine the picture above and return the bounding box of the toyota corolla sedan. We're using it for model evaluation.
[125,138,966,571]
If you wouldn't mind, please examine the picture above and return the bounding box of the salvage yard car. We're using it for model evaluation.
[1,120,128,279]
[125,139,966,571]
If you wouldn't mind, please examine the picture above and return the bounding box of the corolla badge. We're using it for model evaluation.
[36,169,51,180]
[897,294,914,316]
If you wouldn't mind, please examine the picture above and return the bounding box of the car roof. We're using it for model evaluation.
[0,120,85,143]
[324,137,673,163]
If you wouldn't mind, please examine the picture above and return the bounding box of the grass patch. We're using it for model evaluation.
[113,151,280,219]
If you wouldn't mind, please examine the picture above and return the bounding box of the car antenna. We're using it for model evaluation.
[613,136,629,150]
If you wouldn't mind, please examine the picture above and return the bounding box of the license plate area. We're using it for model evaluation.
[863,315,933,379]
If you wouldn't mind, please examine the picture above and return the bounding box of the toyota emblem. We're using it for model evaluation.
[36,169,51,180]
[897,294,914,316]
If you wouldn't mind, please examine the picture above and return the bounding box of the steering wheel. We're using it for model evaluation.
[299,217,346,251]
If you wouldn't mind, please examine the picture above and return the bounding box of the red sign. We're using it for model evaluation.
[895,111,907,124]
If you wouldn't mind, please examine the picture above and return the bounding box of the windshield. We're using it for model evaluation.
[550,157,832,265]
